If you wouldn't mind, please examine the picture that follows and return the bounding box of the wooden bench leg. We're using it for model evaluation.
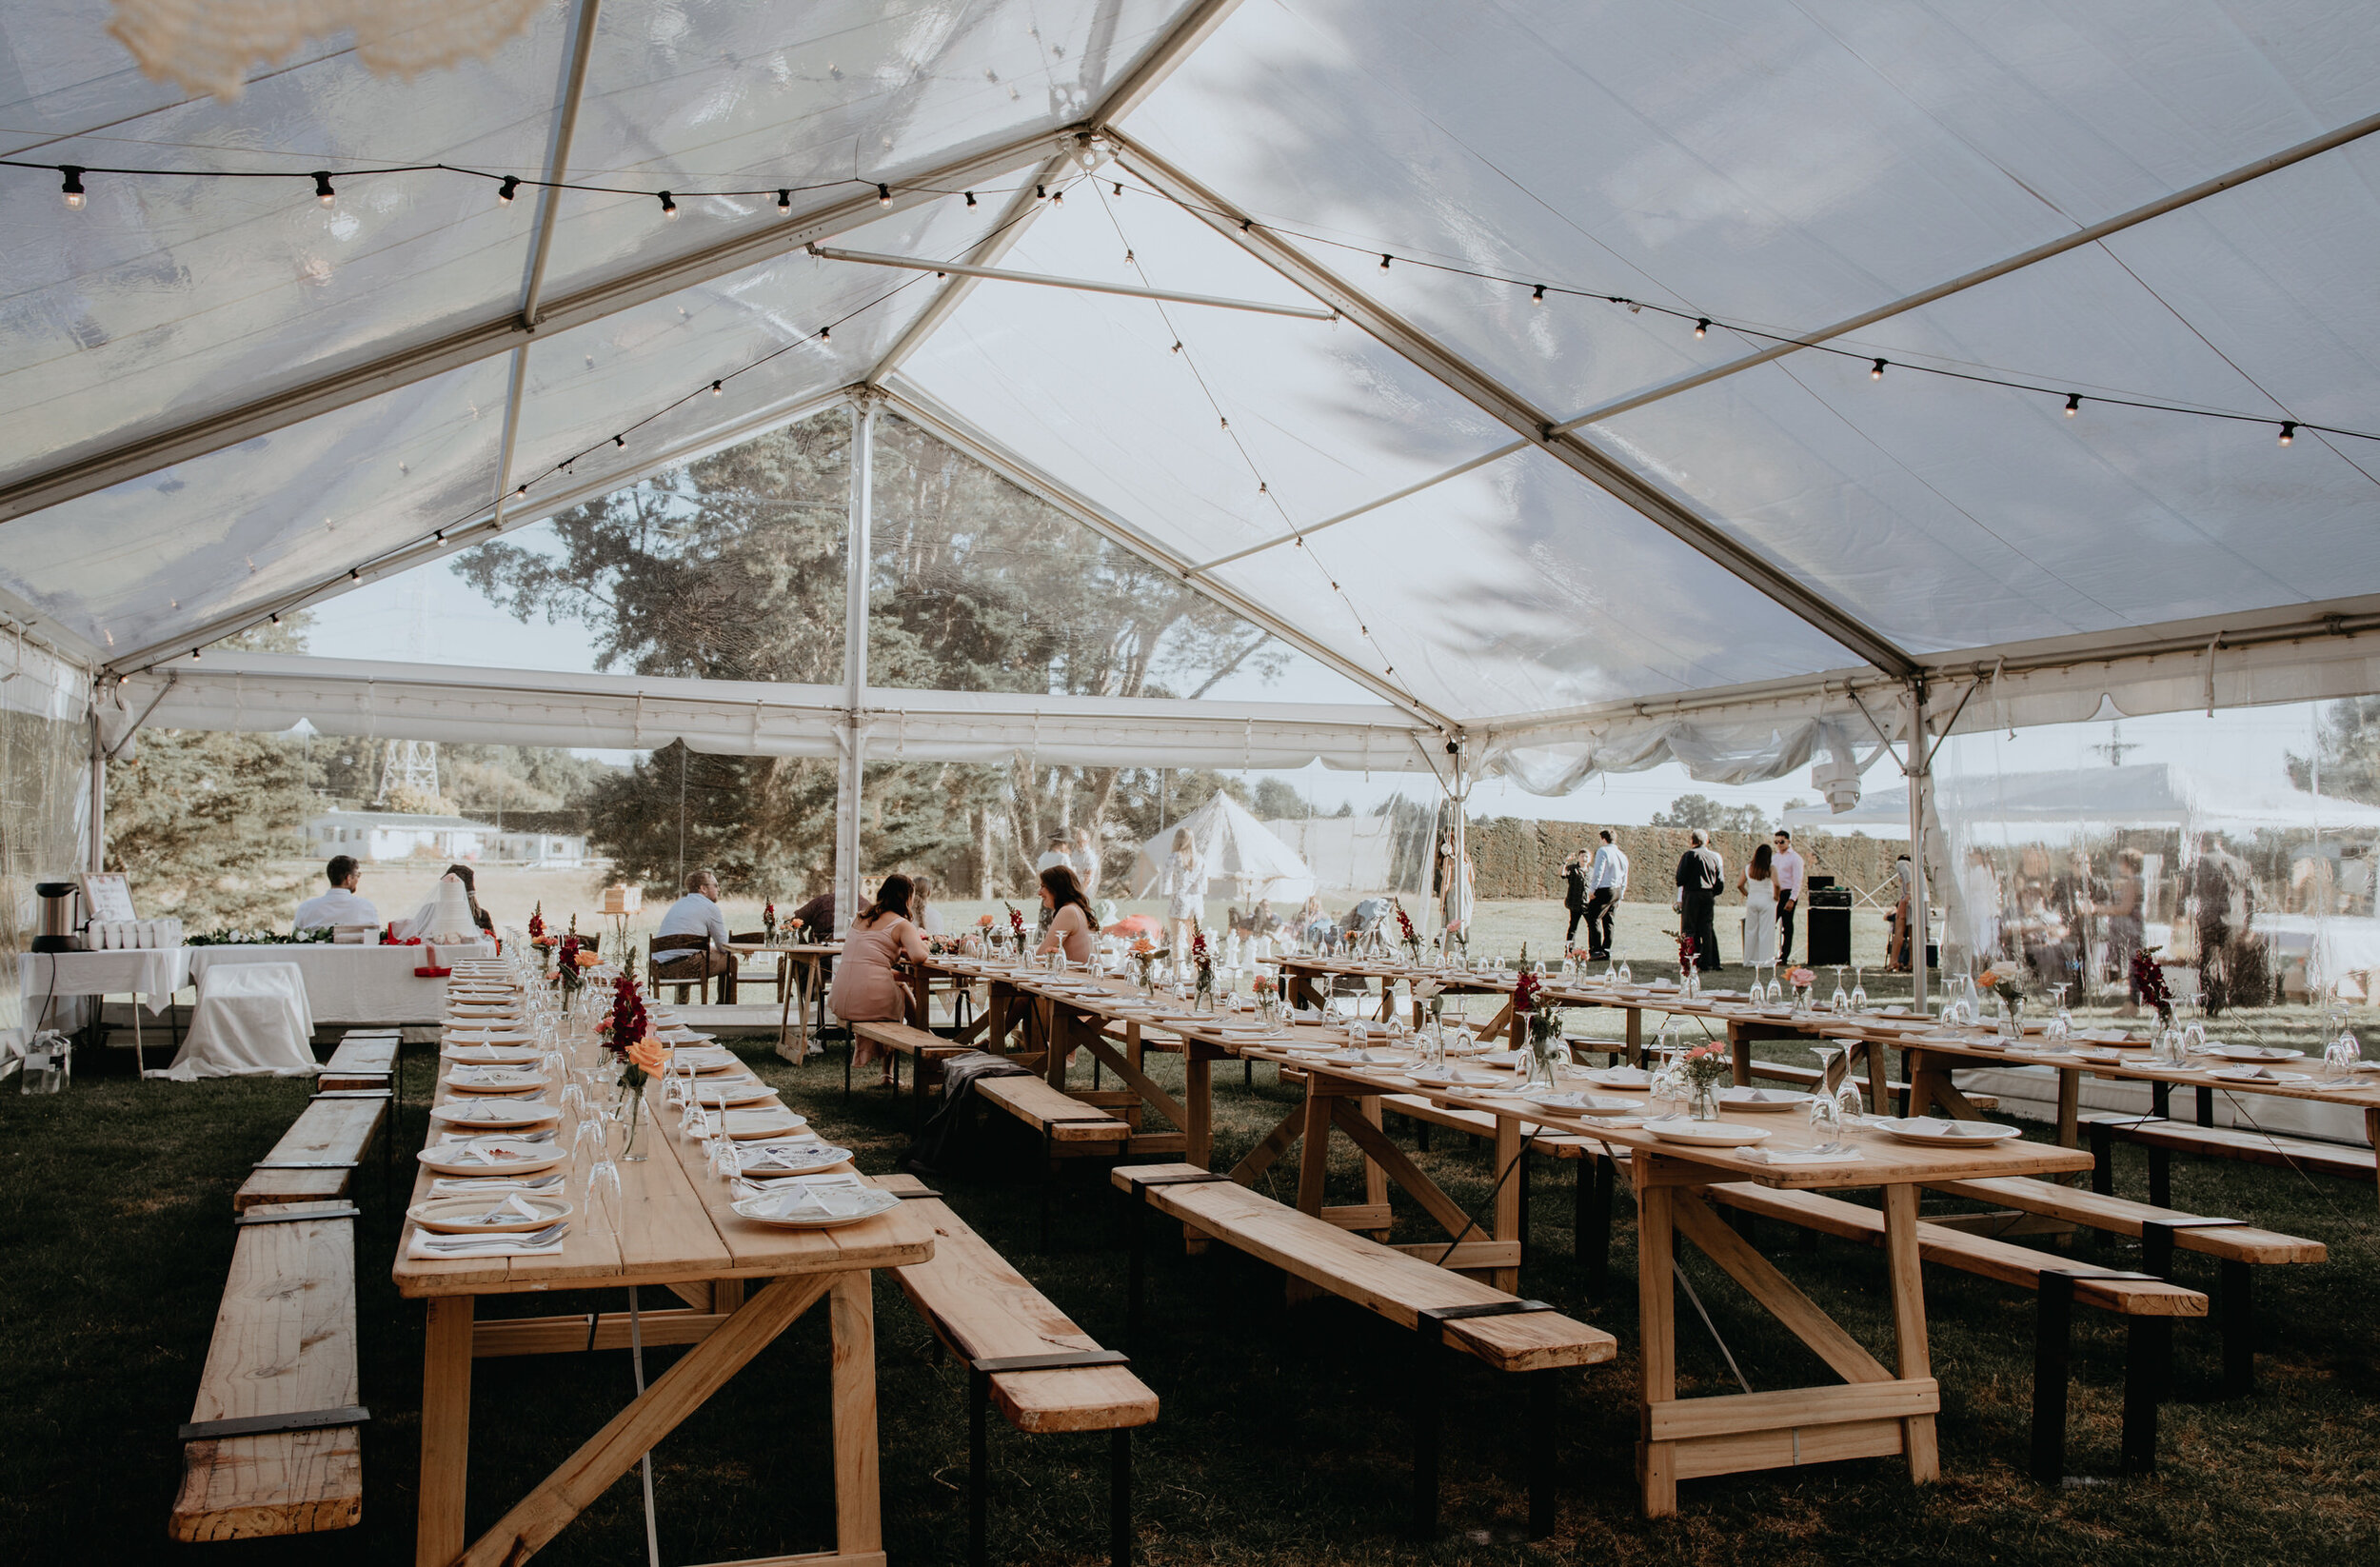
[1577,1155,1614,1290]
[2031,1272,2074,1483]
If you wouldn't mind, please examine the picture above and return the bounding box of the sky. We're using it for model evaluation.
[310,537,2348,834]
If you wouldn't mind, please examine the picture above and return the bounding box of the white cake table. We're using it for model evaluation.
[15,948,194,1071]
[188,943,454,1026]
[162,961,317,1081]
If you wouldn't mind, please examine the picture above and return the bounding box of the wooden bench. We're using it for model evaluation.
[1703,1181,2204,1478]
[233,1093,389,1213]
[873,1174,1156,1567]
[972,1074,1136,1248]
[318,1030,397,1092]
[2086,1111,2378,1208]
[1115,1163,1616,1536]
[1927,1174,2324,1394]
[170,1200,365,1540]
[847,1018,969,1121]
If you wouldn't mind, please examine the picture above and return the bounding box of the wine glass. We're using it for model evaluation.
[1807,1086,1845,1155]
[1849,967,1868,1014]
[1616,959,1632,985]
[2045,982,2073,1042]
[1830,965,1849,1016]
[2180,993,2208,1057]
[2325,1024,2361,1081]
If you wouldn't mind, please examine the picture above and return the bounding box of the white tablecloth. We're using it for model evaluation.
[188,944,450,1025]
[163,961,317,1081]
[15,948,192,1015]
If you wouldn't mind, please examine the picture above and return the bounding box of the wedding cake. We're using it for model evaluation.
[426,873,478,944]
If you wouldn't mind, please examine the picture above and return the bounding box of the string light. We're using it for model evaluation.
[313,170,335,207]
[1530,284,1544,306]
[613,434,625,446]
[876,182,892,207]
[819,326,831,341]
[1051,187,1063,205]
[1113,182,1123,196]
[2279,421,2296,446]
[1036,184,1049,200]
[59,166,84,208]
[659,190,677,219]
[1871,357,1887,380]
[189,647,200,660]
[515,484,528,495]
[268,612,280,625]
[1379,253,1391,271]
[963,191,977,208]
[777,188,791,213]
[1170,341,1182,354]
[710,380,723,396]
[1694,317,1709,338]
[2065,393,2081,416]
[347,566,360,579]
[497,175,519,205]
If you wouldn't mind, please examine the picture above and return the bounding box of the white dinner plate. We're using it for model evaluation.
[732,1177,901,1229]
[720,1107,810,1141]
[416,1137,567,1177]
[1525,1091,1637,1117]
[1719,1086,1808,1113]
[431,1097,556,1129]
[1584,1066,1653,1089]
[446,1066,549,1095]
[407,1193,573,1235]
[670,1045,742,1074]
[440,1045,540,1067]
[1644,1118,1771,1146]
[1870,1117,2024,1146]
[736,1141,854,1178]
[2207,1044,2303,1062]
[691,1078,780,1108]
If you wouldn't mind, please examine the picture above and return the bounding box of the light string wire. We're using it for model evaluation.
[1095,173,2377,446]
[1085,178,1417,703]
[15,152,2360,442]
[135,180,1080,673]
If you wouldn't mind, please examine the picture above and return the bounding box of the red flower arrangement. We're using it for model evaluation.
[1513,969,1544,1014]
[1394,904,1418,944]
[526,903,545,941]
[1676,933,1698,977]
[557,933,583,994]
[605,973,649,1058]
[2130,947,2172,1022]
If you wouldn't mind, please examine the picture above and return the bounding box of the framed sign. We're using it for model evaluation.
[79,871,137,923]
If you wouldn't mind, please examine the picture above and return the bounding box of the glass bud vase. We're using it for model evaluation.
[616,1083,648,1162]
[1688,1080,1720,1121]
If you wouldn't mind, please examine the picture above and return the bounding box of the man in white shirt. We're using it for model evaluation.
[293,855,378,932]
[1585,829,1629,960]
[1072,826,1103,899]
[1772,829,1806,962]
[654,867,736,1002]
[1034,833,1073,875]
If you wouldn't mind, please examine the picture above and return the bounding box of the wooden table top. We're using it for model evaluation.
[726,941,841,956]
[393,987,932,1300]
[1239,1043,2093,1191]
[1883,1027,2380,1112]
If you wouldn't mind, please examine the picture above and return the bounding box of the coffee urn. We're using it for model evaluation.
[32,881,80,953]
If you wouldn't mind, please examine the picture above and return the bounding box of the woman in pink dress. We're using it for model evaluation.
[829,875,931,1084]
[1035,865,1097,965]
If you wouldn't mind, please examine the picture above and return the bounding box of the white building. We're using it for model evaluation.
[305,810,588,866]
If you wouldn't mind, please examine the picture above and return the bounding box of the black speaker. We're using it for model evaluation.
[1804,885,1853,966]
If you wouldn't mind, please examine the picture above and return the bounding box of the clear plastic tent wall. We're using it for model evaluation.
[3,0,2380,774]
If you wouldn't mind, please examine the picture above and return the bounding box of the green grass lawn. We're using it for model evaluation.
[6,982,2379,1564]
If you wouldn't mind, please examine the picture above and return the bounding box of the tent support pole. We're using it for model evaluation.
[1907,684,1930,1012]
[88,712,105,874]
[837,398,877,938]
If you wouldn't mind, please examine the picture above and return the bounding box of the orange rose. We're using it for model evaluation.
[976,913,996,927]
[625,1037,670,1075]
[574,949,600,968]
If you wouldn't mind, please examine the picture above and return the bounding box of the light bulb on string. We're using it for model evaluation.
[613,434,625,447]
[876,183,891,207]
[1050,187,1062,205]
[1378,253,1391,271]
[777,188,791,213]
[963,191,977,208]
[434,529,446,542]
[818,326,830,341]
[515,484,528,496]
[497,175,519,205]
[1113,182,1122,197]
[313,171,336,207]
[268,612,280,625]
[2279,422,2296,446]
[1169,341,1181,354]
[1694,318,1709,338]
[1123,248,1134,265]
[348,567,361,580]
[659,190,677,219]
[1871,358,1887,380]
[1530,285,1544,306]
[2065,394,2080,417]
[710,380,723,396]
[1036,184,1048,200]
[60,166,85,208]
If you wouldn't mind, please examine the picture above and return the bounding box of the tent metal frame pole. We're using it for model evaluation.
[1107,131,1917,680]
[813,246,1339,319]
[1907,684,1930,1013]
[837,396,877,937]
[1548,106,2380,439]
[87,713,105,874]
[0,132,1068,526]
[872,379,1458,733]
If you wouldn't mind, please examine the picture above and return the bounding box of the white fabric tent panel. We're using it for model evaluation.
[0,358,511,657]
[0,3,573,484]
[527,0,1197,302]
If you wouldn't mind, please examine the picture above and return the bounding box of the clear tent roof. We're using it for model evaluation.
[6,0,2379,738]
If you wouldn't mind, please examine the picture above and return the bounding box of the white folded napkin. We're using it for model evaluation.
[429,1174,562,1196]
[406,1227,566,1260]
[1734,1146,1865,1165]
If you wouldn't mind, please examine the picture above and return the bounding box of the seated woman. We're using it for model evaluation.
[392,863,495,942]
[828,875,932,1086]
[1035,864,1097,966]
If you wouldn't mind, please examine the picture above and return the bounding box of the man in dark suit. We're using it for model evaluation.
[1674,829,1725,971]
[1562,849,1590,948]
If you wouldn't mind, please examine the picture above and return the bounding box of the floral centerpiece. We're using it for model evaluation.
[557,933,584,996]
[1130,936,1160,996]
[1673,932,1699,995]
[600,974,670,1160]
[1394,903,1422,966]
[1786,965,1815,1014]
[1190,924,1216,1012]
[763,899,778,943]
[1253,972,1279,1024]
[1004,902,1027,958]
[2131,948,2172,1024]
[1513,969,1565,1086]
[1976,964,2026,1038]
[1678,1041,1730,1121]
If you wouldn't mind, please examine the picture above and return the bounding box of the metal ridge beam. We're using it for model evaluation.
[814,245,1339,319]
[105,387,852,672]
[1106,131,1920,681]
[874,377,1458,733]
[0,129,1067,526]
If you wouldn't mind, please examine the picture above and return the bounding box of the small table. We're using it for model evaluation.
[397,1006,932,1567]
[14,946,192,1073]
[730,942,839,1063]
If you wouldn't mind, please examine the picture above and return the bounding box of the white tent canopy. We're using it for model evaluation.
[1785,764,2380,838]
[1129,793,1315,906]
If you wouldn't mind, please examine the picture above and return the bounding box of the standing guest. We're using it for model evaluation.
[1674,829,1725,972]
[294,854,378,932]
[1771,830,1805,962]
[1072,826,1104,900]
[1159,828,1207,955]
[1562,849,1590,948]
[1035,865,1098,965]
[831,875,931,1085]
[911,874,948,936]
[791,889,835,941]
[1739,843,1778,968]
[1586,829,1627,960]
[1443,853,1477,944]
[654,868,737,1002]
[1035,833,1074,875]
[2100,848,2147,1013]
[1886,852,1916,972]
[2050,848,2108,991]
